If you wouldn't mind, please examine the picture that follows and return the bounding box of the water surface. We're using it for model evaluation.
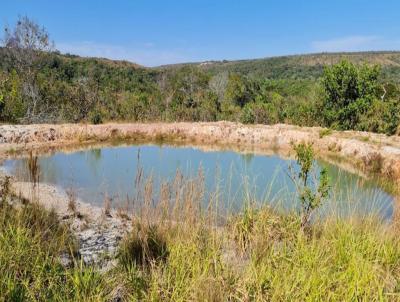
[2,144,394,219]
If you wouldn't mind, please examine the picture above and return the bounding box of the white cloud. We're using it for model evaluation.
[311,35,382,52]
[57,41,192,67]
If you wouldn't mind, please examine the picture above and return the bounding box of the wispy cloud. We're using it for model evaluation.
[57,41,192,67]
[311,35,382,52]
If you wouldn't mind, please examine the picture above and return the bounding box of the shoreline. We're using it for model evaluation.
[0,169,131,267]
[1,121,400,184]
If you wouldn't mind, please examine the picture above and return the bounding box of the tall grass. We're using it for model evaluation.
[113,171,400,301]
[0,193,114,301]
[2,167,400,301]
[115,200,400,301]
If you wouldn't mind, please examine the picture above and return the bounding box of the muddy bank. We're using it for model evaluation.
[1,122,400,183]
[0,170,131,268]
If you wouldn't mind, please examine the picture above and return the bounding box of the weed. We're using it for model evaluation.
[327,141,342,152]
[103,194,112,217]
[319,128,333,138]
[362,151,384,175]
[66,187,78,215]
[27,150,40,187]
[116,205,130,221]
[0,176,11,205]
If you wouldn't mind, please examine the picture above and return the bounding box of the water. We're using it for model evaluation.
[1,144,394,219]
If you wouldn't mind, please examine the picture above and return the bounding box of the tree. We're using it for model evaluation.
[224,73,252,107]
[289,142,330,229]
[2,16,54,122]
[209,71,229,102]
[166,66,212,120]
[0,70,25,122]
[0,73,5,115]
[321,60,380,130]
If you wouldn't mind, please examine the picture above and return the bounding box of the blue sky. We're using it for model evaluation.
[2,0,400,66]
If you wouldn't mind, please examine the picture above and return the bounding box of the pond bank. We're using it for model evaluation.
[0,170,131,268]
[1,121,400,184]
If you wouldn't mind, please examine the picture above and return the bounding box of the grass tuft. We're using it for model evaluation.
[119,221,169,268]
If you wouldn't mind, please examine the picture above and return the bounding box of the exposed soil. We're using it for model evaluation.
[1,121,400,183]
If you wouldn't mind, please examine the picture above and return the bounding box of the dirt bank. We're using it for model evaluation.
[0,169,131,268]
[1,122,400,183]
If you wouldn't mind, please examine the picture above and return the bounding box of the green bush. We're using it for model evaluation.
[321,60,380,130]
[89,110,103,125]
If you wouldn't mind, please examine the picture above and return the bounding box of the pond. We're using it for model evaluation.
[1,143,394,219]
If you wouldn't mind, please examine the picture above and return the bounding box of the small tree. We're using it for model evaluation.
[3,16,53,72]
[289,142,330,229]
[167,66,212,120]
[2,16,54,122]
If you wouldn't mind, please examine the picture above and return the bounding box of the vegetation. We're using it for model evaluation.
[321,60,400,132]
[160,51,400,81]
[290,142,330,228]
[1,17,400,135]
[2,164,400,301]
[0,176,111,301]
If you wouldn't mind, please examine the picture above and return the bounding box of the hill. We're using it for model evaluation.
[0,48,399,134]
[158,51,400,81]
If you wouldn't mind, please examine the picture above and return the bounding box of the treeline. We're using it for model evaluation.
[0,17,399,134]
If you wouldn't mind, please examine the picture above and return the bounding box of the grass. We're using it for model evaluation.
[2,171,400,301]
[319,128,333,138]
[113,205,400,301]
[0,185,113,301]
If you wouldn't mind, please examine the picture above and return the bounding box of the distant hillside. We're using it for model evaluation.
[0,47,145,73]
[1,47,399,133]
[2,48,400,81]
[158,51,400,81]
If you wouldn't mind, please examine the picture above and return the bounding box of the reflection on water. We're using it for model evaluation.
[2,144,394,219]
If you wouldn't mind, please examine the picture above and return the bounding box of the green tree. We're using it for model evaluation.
[3,16,54,122]
[224,73,252,107]
[0,73,5,116]
[0,70,25,122]
[166,66,214,120]
[358,98,400,134]
[321,60,380,130]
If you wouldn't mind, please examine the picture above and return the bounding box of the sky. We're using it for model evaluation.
[1,0,400,67]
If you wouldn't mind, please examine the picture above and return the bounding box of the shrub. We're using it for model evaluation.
[89,110,103,125]
[290,142,330,228]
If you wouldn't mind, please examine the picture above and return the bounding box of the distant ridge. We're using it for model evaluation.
[2,47,400,80]
[156,51,400,80]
